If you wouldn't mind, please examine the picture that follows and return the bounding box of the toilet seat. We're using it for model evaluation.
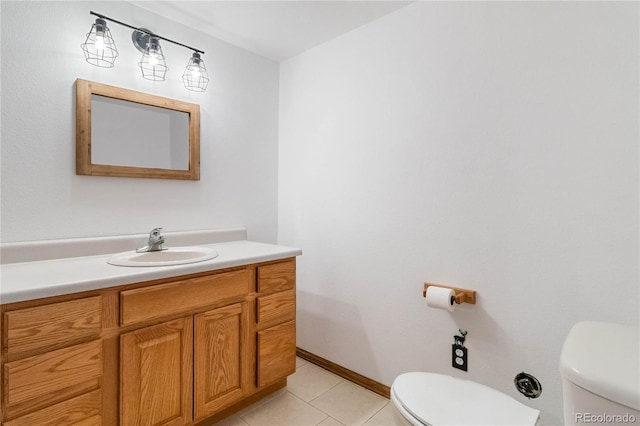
[391,372,540,426]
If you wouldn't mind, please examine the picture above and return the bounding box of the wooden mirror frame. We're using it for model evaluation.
[76,79,200,180]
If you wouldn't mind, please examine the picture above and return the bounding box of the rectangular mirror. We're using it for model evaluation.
[76,79,200,180]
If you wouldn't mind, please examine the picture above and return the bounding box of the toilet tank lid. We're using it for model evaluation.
[391,372,540,426]
[560,321,640,411]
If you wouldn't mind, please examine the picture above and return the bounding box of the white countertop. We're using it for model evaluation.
[1,238,302,304]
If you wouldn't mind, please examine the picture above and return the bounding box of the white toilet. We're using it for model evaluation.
[391,372,540,425]
[391,320,639,426]
[559,321,639,426]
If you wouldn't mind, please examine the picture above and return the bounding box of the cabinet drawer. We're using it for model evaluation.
[121,269,250,326]
[257,320,296,387]
[5,296,102,356]
[256,289,295,326]
[257,260,295,293]
[4,389,101,426]
[4,340,102,410]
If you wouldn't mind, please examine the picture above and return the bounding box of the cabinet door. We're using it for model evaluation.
[120,317,193,426]
[194,302,250,421]
[257,320,296,388]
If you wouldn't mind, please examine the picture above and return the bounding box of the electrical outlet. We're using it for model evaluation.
[452,344,468,371]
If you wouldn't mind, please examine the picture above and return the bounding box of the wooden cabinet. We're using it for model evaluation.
[1,257,297,426]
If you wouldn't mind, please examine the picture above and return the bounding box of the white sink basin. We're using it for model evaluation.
[107,246,218,267]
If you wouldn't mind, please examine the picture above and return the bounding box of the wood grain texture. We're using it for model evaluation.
[101,292,119,329]
[120,317,193,426]
[76,79,92,176]
[101,334,119,426]
[5,296,101,356]
[257,260,296,293]
[4,340,102,409]
[256,289,295,327]
[3,389,101,426]
[194,303,248,420]
[257,320,296,388]
[120,269,249,326]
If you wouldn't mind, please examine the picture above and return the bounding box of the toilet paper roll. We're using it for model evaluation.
[426,286,456,312]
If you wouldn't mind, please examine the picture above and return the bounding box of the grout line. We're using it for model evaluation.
[361,400,391,425]
[307,377,346,406]
[284,390,330,425]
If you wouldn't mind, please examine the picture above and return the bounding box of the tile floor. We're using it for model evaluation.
[215,357,410,426]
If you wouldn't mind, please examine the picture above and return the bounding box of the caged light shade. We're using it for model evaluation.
[139,36,169,81]
[81,11,209,91]
[80,18,119,68]
[182,53,210,92]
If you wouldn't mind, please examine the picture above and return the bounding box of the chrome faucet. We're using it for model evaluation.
[136,227,166,253]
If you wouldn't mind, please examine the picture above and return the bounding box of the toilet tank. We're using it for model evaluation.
[560,321,640,426]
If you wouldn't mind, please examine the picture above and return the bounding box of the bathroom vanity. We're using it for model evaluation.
[0,229,301,426]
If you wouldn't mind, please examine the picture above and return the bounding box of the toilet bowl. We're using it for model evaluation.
[391,372,540,426]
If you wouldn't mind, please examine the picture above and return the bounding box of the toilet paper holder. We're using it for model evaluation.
[423,283,476,305]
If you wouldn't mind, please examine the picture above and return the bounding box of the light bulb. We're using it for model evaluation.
[94,33,105,51]
[190,66,201,79]
[148,53,158,66]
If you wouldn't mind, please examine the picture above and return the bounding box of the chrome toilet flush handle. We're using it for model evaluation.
[514,372,542,399]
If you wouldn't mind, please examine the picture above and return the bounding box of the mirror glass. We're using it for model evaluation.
[91,95,190,170]
[76,79,200,180]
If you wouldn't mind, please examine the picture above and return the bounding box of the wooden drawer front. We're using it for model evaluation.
[121,269,250,326]
[257,320,296,388]
[5,296,102,356]
[4,340,102,410]
[256,289,295,326]
[4,389,101,426]
[257,260,295,293]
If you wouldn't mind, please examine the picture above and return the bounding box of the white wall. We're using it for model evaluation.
[279,2,638,424]
[1,1,279,243]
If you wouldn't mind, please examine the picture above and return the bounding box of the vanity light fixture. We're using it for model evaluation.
[138,35,169,81]
[82,11,209,91]
[182,53,210,92]
[80,17,119,67]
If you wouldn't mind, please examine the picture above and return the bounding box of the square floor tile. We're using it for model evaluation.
[310,381,388,425]
[240,391,328,426]
[287,363,344,402]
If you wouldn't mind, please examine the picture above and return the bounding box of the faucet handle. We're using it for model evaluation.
[150,228,165,243]
[136,228,166,253]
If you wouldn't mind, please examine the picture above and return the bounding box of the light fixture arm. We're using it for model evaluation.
[89,11,205,55]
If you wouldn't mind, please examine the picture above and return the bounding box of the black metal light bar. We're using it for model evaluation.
[89,11,205,55]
